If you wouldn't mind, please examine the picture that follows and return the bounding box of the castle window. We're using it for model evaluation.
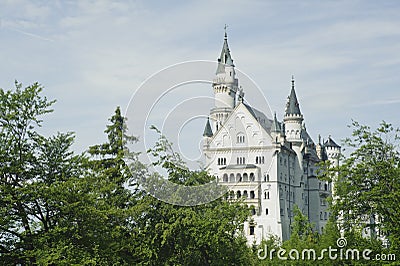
[249,225,255,235]
[237,134,245,143]
[237,191,241,198]
[250,190,255,199]
[243,173,248,182]
[229,174,235,182]
[243,190,248,198]
[236,173,242,182]
[223,174,228,182]
[250,173,255,181]
[250,206,256,215]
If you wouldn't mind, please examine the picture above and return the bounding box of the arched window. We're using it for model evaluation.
[267,174,269,182]
[266,208,269,215]
[223,158,226,165]
[243,173,248,182]
[267,192,270,199]
[229,174,235,182]
[236,191,241,198]
[262,156,265,164]
[250,191,255,199]
[236,173,242,182]
[250,173,255,182]
[243,190,248,198]
[264,191,267,199]
[324,184,328,191]
[251,206,256,216]
[256,157,258,164]
[223,174,228,182]
[237,134,245,143]
[217,158,220,165]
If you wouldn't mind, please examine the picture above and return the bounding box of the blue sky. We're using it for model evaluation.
[1,0,400,162]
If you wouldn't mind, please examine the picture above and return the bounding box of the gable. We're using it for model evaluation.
[209,103,274,149]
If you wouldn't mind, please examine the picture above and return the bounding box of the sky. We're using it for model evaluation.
[1,0,400,165]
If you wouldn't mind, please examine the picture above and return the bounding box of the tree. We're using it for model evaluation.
[0,83,141,265]
[0,81,84,264]
[130,130,253,265]
[321,121,400,255]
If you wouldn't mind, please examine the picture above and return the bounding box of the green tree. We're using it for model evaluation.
[131,131,253,265]
[321,121,400,258]
[0,82,84,264]
[0,83,141,265]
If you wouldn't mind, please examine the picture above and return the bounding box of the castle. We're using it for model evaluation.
[202,32,340,244]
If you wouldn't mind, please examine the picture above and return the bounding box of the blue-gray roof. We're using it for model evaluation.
[243,103,273,133]
[203,118,213,137]
[324,137,341,148]
[271,112,281,133]
[285,87,301,115]
[220,164,257,170]
[216,34,234,74]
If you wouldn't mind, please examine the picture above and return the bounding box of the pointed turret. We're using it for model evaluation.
[203,117,213,137]
[216,31,234,74]
[211,27,239,132]
[285,76,301,116]
[283,76,303,142]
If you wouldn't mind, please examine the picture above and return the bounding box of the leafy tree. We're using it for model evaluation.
[0,83,140,265]
[131,130,253,265]
[321,121,400,256]
[0,82,85,264]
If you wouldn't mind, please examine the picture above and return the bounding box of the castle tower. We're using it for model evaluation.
[283,77,303,143]
[324,136,341,167]
[210,30,239,132]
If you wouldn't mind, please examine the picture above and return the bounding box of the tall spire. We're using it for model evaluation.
[203,117,213,137]
[216,26,234,74]
[285,75,301,116]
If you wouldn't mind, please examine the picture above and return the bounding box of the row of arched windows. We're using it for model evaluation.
[222,173,256,182]
[227,190,256,199]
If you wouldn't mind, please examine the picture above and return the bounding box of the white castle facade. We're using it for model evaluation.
[202,32,341,244]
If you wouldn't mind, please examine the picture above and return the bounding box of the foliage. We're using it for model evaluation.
[321,121,400,256]
[131,128,253,265]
